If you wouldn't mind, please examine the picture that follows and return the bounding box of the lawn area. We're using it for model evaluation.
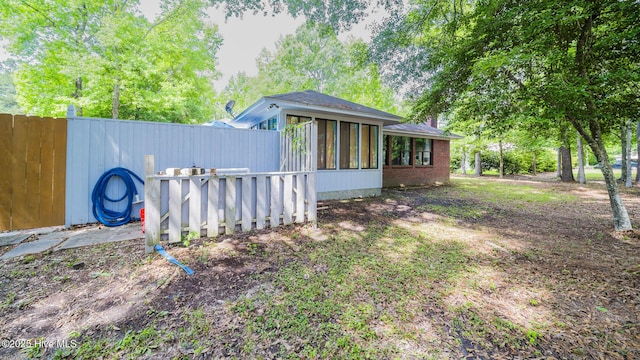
[1,175,639,359]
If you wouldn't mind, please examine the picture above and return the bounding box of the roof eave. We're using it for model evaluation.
[383,128,463,140]
[265,97,403,124]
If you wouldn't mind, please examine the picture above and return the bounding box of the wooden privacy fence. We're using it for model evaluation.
[0,114,67,230]
[143,155,317,252]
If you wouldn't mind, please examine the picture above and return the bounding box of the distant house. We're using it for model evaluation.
[231,90,460,200]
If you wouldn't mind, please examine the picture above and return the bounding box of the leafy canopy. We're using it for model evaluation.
[221,22,405,117]
[0,0,222,122]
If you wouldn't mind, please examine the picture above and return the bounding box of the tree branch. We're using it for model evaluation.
[19,0,57,27]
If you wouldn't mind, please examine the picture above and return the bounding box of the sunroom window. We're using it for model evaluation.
[361,124,378,169]
[340,121,359,169]
[317,119,337,169]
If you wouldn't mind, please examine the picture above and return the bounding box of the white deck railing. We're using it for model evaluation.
[143,155,317,252]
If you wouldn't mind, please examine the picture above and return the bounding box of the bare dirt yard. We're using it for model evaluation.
[1,174,639,359]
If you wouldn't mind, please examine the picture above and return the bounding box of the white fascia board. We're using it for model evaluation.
[231,98,268,127]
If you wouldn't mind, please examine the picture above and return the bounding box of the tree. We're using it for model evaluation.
[211,0,403,32]
[222,23,405,116]
[0,60,21,114]
[0,0,222,122]
[373,0,640,231]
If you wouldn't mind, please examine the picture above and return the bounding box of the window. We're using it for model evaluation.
[340,121,359,169]
[415,138,433,166]
[384,135,389,166]
[317,119,337,169]
[268,116,277,130]
[252,116,278,130]
[286,115,311,125]
[392,136,412,166]
[361,124,379,169]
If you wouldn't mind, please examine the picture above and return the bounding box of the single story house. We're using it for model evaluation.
[230,90,460,200]
[2,91,459,231]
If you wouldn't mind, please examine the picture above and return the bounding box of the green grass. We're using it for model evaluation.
[20,177,603,358]
[451,177,576,203]
[584,168,622,181]
[46,308,214,360]
[231,224,468,358]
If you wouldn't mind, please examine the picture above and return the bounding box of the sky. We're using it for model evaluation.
[138,1,382,90]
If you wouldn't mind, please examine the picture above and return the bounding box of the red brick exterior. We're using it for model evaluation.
[383,139,451,187]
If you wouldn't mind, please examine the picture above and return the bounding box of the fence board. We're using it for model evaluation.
[296,174,305,223]
[241,177,252,231]
[169,179,181,243]
[307,172,317,223]
[10,116,28,230]
[38,118,55,227]
[270,175,281,227]
[189,178,201,235]
[50,119,68,225]
[256,176,266,229]
[0,114,12,229]
[225,176,236,234]
[283,174,293,225]
[24,117,42,228]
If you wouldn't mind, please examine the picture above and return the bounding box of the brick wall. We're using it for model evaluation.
[383,139,450,187]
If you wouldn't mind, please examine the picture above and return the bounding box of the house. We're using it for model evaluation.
[231,90,460,200]
[2,92,458,231]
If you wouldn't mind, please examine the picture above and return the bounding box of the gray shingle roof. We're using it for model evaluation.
[265,90,402,122]
[383,123,463,139]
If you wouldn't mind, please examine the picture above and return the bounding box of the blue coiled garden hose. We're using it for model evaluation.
[92,167,144,227]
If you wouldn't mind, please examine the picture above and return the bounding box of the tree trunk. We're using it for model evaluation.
[531,152,537,176]
[626,119,632,188]
[474,152,482,176]
[499,140,504,178]
[112,82,120,119]
[559,146,574,182]
[461,151,467,175]
[577,133,586,184]
[636,120,640,184]
[556,148,562,178]
[569,114,632,231]
[73,76,83,116]
[621,122,628,181]
[595,150,632,231]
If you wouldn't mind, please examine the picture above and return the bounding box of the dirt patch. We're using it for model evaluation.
[0,175,639,359]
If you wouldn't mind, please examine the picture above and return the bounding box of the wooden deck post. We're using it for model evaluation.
[207,175,219,237]
[144,155,160,253]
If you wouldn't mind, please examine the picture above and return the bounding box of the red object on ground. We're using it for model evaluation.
[140,208,145,234]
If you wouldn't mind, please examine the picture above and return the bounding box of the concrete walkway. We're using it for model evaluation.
[0,222,143,260]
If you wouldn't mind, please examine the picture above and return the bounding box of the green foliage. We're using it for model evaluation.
[463,147,556,175]
[0,0,222,122]
[0,60,21,114]
[372,0,639,229]
[222,22,406,117]
[182,230,200,247]
[212,0,403,33]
